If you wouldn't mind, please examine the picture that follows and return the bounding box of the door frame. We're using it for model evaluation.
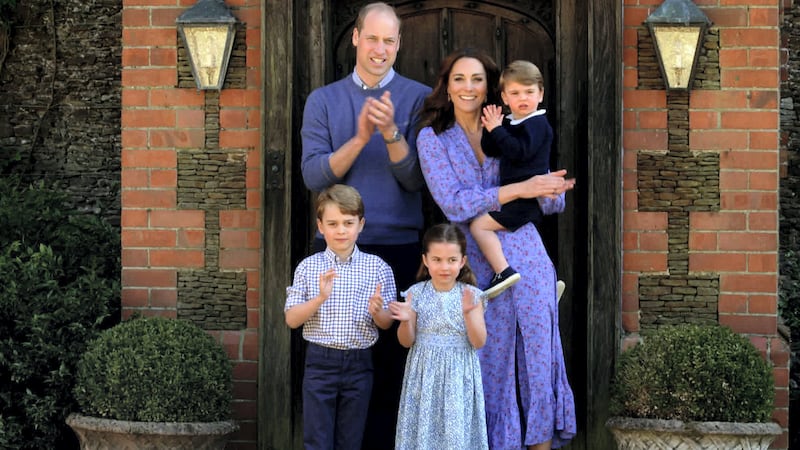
[259,0,621,448]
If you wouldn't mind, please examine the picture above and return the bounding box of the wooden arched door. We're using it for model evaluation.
[267,0,622,448]
[332,1,562,255]
[332,2,556,114]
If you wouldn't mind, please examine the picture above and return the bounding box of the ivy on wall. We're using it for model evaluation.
[0,0,17,74]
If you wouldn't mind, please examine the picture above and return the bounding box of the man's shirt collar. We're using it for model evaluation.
[352,68,396,90]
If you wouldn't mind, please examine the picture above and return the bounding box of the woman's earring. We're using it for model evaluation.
[447,93,451,102]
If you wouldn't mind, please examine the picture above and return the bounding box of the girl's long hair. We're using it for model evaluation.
[416,48,501,134]
[416,223,477,286]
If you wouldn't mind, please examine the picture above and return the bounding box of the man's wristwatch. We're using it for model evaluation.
[383,128,402,144]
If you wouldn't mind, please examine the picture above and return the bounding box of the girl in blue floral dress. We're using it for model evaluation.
[389,223,488,450]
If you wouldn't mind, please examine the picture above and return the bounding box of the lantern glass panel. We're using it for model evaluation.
[651,25,702,89]
[183,24,231,89]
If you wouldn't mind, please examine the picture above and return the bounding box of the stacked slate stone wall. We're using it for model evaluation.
[636,27,722,329]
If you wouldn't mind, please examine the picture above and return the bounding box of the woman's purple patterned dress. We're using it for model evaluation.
[417,125,577,449]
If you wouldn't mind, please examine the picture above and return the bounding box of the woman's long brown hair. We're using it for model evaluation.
[416,48,501,135]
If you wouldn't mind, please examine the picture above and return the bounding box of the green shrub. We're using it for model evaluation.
[74,316,233,422]
[0,179,118,450]
[610,324,775,423]
[779,250,800,332]
[0,177,120,291]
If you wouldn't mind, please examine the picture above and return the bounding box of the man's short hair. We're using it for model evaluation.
[355,2,401,32]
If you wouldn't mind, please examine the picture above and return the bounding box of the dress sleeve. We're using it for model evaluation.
[417,127,501,223]
[538,190,566,215]
[406,282,423,313]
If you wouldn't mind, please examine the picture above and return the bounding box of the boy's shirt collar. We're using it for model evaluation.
[507,108,546,125]
[324,245,360,265]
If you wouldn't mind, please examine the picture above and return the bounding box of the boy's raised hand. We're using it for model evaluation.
[368,283,384,316]
[318,268,336,300]
[388,292,414,321]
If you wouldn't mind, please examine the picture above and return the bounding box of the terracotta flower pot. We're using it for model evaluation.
[66,413,238,450]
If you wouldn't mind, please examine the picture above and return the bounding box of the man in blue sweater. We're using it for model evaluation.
[300,2,431,448]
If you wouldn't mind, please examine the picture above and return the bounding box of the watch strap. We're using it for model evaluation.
[383,129,402,144]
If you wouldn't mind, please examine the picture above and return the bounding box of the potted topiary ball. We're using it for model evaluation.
[605,323,782,450]
[66,316,238,450]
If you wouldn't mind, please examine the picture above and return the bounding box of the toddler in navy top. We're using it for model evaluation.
[473,60,553,298]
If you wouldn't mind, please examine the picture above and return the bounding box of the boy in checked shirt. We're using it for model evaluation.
[285,184,396,450]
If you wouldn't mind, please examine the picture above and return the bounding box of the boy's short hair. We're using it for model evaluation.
[500,60,544,91]
[316,184,365,220]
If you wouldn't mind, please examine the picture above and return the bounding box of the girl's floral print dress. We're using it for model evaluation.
[395,281,488,450]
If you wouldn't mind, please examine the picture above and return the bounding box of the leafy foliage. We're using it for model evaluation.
[0,0,15,19]
[0,178,117,449]
[779,250,800,332]
[610,324,775,423]
[0,0,17,73]
[0,177,120,288]
[74,316,233,422]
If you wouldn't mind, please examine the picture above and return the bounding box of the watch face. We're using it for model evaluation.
[385,129,401,143]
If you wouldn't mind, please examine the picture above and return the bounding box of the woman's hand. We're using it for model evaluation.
[519,169,576,200]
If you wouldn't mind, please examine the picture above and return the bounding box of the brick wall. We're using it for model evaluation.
[623,0,790,447]
[121,0,262,447]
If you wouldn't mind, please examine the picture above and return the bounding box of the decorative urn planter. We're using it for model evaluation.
[69,317,237,450]
[66,413,238,450]
[607,324,782,450]
[605,417,782,450]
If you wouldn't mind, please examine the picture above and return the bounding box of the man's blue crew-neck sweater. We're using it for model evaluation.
[301,74,431,245]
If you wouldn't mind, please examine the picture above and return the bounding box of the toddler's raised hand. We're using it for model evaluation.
[481,104,504,132]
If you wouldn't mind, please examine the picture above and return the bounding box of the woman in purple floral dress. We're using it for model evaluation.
[415,48,577,449]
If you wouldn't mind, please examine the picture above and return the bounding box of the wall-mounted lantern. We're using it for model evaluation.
[645,0,710,91]
[176,0,238,90]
